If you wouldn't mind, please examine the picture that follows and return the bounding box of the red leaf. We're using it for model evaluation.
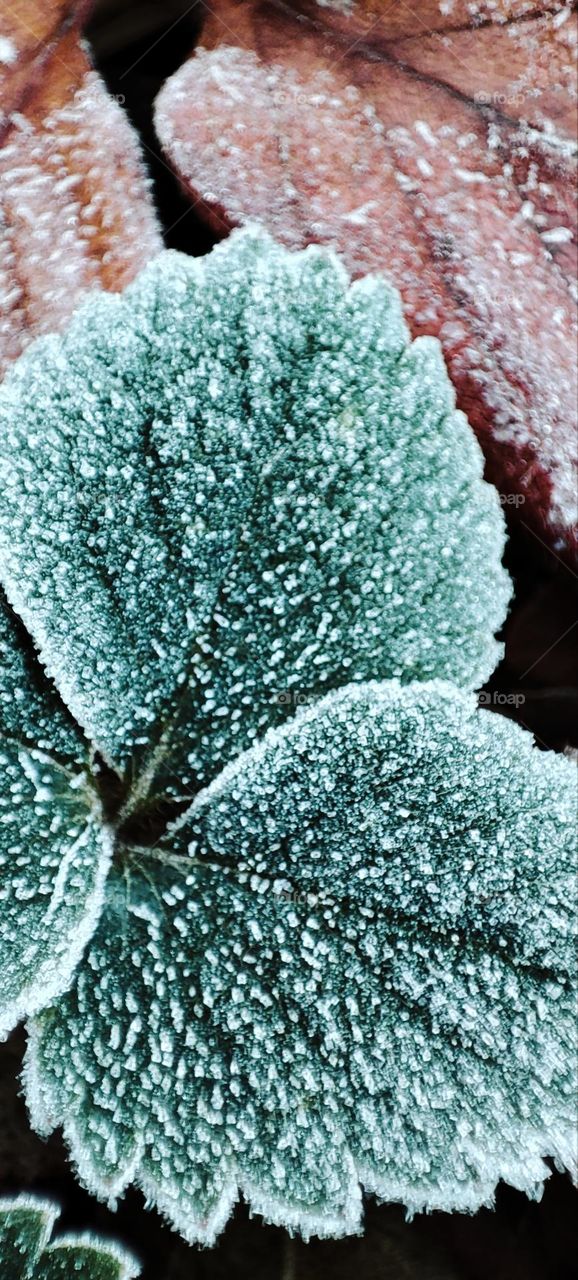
[0,1,87,119]
[0,3,162,376]
[155,0,577,563]
[283,0,573,45]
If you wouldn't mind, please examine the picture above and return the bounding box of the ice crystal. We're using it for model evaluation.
[0,594,84,761]
[0,230,574,1245]
[0,1196,139,1279]
[0,228,509,798]
[0,741,110,1042]
[24,684,577,1242]
[0,595,107,1042]
[0,37,17,65]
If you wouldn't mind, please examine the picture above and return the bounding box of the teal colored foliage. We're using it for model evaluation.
[0,1196,139,1279]
[0,229,574,1246]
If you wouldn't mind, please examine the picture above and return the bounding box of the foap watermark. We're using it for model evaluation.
[80,82,126,109]
[273,690,317,709]
[499,492,526,508]
[273,886,316,906]
[474,88,537,110]
[478,691,526,710]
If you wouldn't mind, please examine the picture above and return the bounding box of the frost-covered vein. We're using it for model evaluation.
[0,746,112,1041]
[122,430,333,812]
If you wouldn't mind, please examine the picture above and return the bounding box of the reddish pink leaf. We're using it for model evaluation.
[0,9,162,376]
[285,0,571,45]
[155,0,577,563]
[0,1,89,120]
[386,10,577,141]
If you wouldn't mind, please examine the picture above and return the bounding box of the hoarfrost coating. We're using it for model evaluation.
[0,227,509,793]
[0,229,574,1245]
[0,1196,140,1279]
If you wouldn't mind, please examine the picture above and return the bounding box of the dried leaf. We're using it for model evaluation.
[0,1,83,120]
[0,4,162,376]
[155,0,578,560]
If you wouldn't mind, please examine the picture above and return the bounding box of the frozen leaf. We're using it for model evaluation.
[154,0,578,560]
[0,743,111,1042]
[286,0,572,45]
[0,229,509,799]
[0,9,162,376]
[0,1195,139,1279]
[0,545,101,1042]
[0,228,571,1248]
[0,2,77,120]
[0,593,86,762]
[24,682,577,1244]
[0,532,93,1042]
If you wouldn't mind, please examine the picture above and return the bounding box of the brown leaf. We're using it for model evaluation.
[281,0,572,46]
[155,0,578,563]
[0,1,86,120]
[0,1,162,375]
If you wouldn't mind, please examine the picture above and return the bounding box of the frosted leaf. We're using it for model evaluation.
[289,0,564,42]
[0,593,86,762]
[0,228,509,798]
[154,0,578,559]
[1,442,103,1045]
[0,744,111,1041]
[0,3,73,120]
[0,18,161,375]
[25,683,577,1245]
[0,1195,139,1279]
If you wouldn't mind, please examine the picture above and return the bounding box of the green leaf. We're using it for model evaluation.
[0,745,111,1041]
[0,228,571,1252]
[0,1196,139,1280]
[0,573,99,1043]
[0,229,510,801]
[0,594,85,763]
[24,683,576,1245]
[0,1198,54,1280]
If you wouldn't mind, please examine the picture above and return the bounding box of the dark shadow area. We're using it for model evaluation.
[87,0,218,255]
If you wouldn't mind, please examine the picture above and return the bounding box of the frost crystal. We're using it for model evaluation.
[0,742,111,1042]
[24,685,577,1242]
[0,228,509,796]
[0,37,17,65]
[0,594,107,1042]
[0,1195,139,1279]
[0,230,574,1246]
[0,595,84,761]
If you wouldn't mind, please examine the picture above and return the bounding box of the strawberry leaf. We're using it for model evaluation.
[0,743,111,1042]
[0,1195,139,1279]
[0,230,573,1248]
[24,682,576,1243]
[0,595,85,761]
[0,229,510,799]
[0,579,105,1043]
